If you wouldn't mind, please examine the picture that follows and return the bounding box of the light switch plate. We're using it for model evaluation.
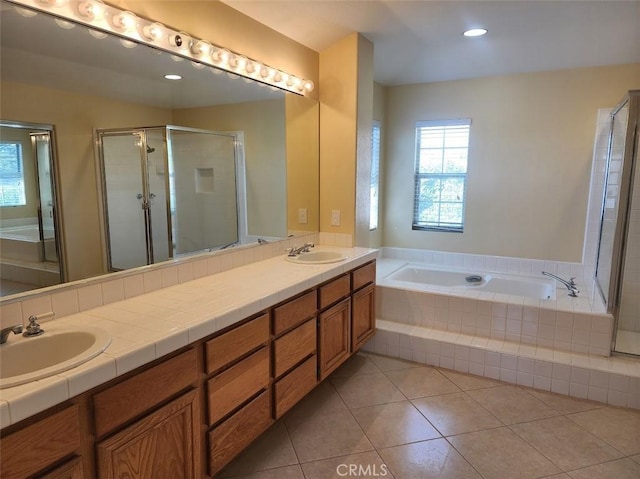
[298,208,308,224]
[331,209,341,226]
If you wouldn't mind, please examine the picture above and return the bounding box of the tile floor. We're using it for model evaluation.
[218,352,640,479]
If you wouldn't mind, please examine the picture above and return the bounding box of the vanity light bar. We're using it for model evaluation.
[8,0,315,95]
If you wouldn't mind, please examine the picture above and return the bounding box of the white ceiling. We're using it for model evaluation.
[222,0,640,85]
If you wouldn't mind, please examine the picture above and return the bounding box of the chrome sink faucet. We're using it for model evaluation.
[287,243,315,257]
[542,271,579,297]
[0,325,23,344]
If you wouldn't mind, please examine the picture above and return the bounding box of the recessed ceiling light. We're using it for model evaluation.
[164,74,182,80]
[463,28,488,37]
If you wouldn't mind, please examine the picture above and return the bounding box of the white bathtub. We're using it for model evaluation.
[0,225,55,262]
[384,264,556,300]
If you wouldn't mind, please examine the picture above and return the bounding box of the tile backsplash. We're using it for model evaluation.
[0,233,319,329]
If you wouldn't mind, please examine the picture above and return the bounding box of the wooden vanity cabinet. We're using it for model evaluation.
[0,405,81,478]
[0,259,377,479]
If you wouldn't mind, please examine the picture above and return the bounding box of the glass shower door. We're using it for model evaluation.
[101,132,150,270]
[168,128,238,255]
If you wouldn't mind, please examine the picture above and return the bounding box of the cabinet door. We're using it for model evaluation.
[96,390,199,479]
[352,283,376,351]
[40,457,84,479]
[318,298,351,380]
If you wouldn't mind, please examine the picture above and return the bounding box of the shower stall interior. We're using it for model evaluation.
[594,90,640,356]
[97,125,244,272]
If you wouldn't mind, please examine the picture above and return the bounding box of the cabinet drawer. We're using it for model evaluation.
[352,261,376,291]
[207,347,270,425]
[274,318,316,378]
[1,405,80,478]
[319,274,350,309]
[41,457,84,479]
[273,290,317,335]
[93,348,198,437]
[208,390,273,476]
[205,313,269,374]
[274,354,318,418]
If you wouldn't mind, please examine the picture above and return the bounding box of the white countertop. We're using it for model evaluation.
[0,246,378,428]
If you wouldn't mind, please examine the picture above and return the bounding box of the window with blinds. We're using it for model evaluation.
[0,142,26,207]
[370,121,381,231]
[413,119,470,232]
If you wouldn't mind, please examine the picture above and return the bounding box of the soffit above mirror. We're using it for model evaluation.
[0,1,285,108]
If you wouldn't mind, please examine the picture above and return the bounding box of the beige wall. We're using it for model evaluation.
[286,95,320,233]
[1,81,172,281]
[174,100,288,238]
[384,63,640,262]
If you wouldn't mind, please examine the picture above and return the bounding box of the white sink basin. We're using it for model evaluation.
[0,325,111,389]
[285,250,347,264]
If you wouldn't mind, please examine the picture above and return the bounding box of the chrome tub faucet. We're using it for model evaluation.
[542,271,579,297]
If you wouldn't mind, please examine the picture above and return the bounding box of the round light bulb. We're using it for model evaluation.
[272,71,283,83]
[88,28,108,39]
[54,18,75,29]
[192,40,212,57]
[213,48,231,65]
[120,39,137,49]
[15,7,38,17]
[78,0,105,20]
[259,65,271,79]
[113,11,137,32]
[142,22,165,42]
[303,80,314,92]
[245,60,256,74]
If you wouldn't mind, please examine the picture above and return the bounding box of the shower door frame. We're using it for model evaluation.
[593,91,640,353]
[96,127,173,272]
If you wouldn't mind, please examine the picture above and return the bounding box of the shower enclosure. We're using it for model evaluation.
[97,125,243,271]
[594,90,640,356]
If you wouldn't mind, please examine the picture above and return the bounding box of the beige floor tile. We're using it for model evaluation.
[510,416,624,471]
[366,353,421,371]
[329,353,380,378]
[221,465,305,479]
[631,454,640,464]
[350,400,441,448]
[568,407,640,455]
[285,409,373,463]
[527,389,605,414]
[467,385,558,425]
[412,392,503,436]
[567,458,640,479]
[283,381,347,423]
[541,475,572,479]
[220,421,298,477]
[449,427,561,479]
[437,368,503,390]
[378,438,481,479]
[301,451,393,479]
[384,367,461,399]
[331,371,406,408]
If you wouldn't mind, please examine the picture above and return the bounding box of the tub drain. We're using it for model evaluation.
[465,274,483,284]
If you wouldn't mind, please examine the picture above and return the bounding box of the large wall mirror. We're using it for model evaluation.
[0,0,319,298]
